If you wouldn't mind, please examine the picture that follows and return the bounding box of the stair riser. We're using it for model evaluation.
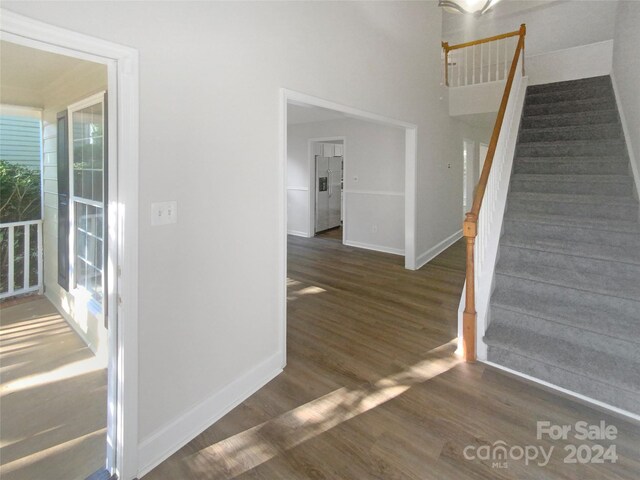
[514,160,629,175]
[490,307,640,362]
[524,98,613,116]
[519,125,621,143]
[507,198,638,221]
[493,274,640,324]
[510,178,633,196]
[527,76,611,95]
[526,87,613,105]
[487,347,640,415]
[503,220,640,248]
[521,111,619,129]
[516,143,627,157]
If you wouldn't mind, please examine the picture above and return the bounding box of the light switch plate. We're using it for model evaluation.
[151,201,178,226]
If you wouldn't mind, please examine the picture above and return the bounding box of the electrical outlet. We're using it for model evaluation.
[151,201,178,226]
[372,224,378,233]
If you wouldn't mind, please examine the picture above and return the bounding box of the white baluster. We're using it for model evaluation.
[8,226,14,295]
[457,50,461,87]
[37,221,43,293]
[495,42,499,80]
[24,224,30,289]
[465,47,469,86]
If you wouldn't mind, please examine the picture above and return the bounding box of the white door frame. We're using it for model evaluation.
[280,88,418,367]
[308,136,346,242]
[0,10,139,480]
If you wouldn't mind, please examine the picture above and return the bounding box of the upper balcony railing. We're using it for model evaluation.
[442,25,525,88]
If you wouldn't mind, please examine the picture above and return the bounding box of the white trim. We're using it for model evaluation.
[343,240,404,256]
[483,360,640,423]
[137,352,284,478]
[344,190,404,197]
[287,230,309,238]
[286,186,309,191]
[610,73,640,205]
[404,128,417,269]
[0,9,140,479]
[415,229,463,270]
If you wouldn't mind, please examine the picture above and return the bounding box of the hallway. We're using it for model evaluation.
[0,296,106,480]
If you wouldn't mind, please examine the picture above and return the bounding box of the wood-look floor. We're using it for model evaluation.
[0,296,107,480]
[146,236,640,480]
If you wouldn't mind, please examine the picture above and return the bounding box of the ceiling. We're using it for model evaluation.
[0,40,105,107]
[287,103,346,125]
[0,41,90,92]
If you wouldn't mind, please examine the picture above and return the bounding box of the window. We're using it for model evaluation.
[69,96,105,305]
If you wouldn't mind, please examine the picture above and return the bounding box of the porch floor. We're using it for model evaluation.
[0,295,106,480]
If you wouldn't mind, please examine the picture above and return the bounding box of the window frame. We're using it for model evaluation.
[67,91,106,311]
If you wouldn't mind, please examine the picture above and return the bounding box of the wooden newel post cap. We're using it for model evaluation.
[463,213,477,237]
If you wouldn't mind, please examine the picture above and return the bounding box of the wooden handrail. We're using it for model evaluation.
[442,27,523,52]
[461,24,526,362]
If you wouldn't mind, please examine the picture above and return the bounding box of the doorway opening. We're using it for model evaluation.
[1,10,139,480]
[280,88,418,367]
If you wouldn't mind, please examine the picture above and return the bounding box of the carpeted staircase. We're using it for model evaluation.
[484,75,640,415]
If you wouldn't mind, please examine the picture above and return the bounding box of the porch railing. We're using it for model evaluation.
[0,219,43,299]
[442,25,525,88]
[445,25,527,362]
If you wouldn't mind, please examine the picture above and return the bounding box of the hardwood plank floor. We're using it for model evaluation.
[0,296,107,480]
[145,236,640,480]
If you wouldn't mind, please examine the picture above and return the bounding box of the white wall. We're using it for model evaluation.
[443,0,618,56]
[287,118,405,254]
[2,2,465,475]
[527,39,613,86]
[612,0,640,201]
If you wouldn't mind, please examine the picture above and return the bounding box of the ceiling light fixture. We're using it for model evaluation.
[438,0,502,16]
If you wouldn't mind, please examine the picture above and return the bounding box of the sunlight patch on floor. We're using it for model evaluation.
[185,340,460,478]
[0,355,106,396]
[0,428,106,475]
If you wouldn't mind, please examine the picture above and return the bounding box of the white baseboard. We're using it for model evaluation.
[137,352,283,477]
[483,360,640,423]
[610,73,640,205]
[343,240,404,256]
[415,229,463,270]
[287,230,309,238]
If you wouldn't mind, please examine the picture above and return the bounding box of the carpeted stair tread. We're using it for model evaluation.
[503,211,640,234]
[525,86,614,105]
[510,174,633,196]
[496,246,640,300]
[518,124,622,143]
[489,307,640,361]
[501,230,640,265]
[526,75,611,94]
[491,277,640,342]
[484,325,640,394]
[513,156,630,175]
[487,347,640,415]
[521,109,619,129]
[508,191,638,206]
[516,139,627,157]
[524,96,615,116]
